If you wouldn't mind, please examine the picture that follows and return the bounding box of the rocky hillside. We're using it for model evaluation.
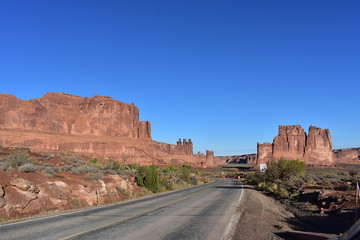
[0,146,208,220]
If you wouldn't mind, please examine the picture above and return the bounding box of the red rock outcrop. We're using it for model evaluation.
[217,154,257,164]
[273,125,306,160]
[0,93,215,167]
[256,125,335,167]
[0,172,143,218]
[334,148,360,164]
[0,93,151,138]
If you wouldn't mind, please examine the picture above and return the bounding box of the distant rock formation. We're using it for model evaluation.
[257,125,334,167]
[0,93,215,167]
[334,148,360,164]
[217,154,257,164]
[0,93,151,138]
[175,139,194,155]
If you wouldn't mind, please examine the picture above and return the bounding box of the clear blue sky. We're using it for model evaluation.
[1,1,359,156]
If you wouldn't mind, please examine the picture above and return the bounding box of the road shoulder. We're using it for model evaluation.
[232,184,294,240]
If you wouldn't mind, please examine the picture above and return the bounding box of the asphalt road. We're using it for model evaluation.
[0,178,243,240]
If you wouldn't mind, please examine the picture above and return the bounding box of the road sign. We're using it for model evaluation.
[260,163,267,173]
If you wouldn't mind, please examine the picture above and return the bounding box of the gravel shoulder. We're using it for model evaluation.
[232,184,295,240]
[231,183,356,240]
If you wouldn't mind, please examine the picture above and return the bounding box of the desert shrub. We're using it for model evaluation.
[350,170,359,177]
[84,172,103,180]
[0,158,10,171]
[90,158,98,164]
[127,163,140,171]
[19,163,37,173]
[136,164,160,193]
[43,166,57,174]
[86,166,100,173]
[266,159,305,182]
[103,159,124,171]
[44,153,55,160]
[71,198,81,208]
[103,169,117,175]
[179,165,198,185]
[20,147,31,152]
[9,152,34,168]
[245,171,264,185]
[41,172,55,178]
[116,186,129,195]
[69,166,81,175]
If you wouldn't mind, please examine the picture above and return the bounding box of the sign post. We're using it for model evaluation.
[260,163,267,173]
[259,163,267,190]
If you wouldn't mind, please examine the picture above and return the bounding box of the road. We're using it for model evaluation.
[0,178,243,240]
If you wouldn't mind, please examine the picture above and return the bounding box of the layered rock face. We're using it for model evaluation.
[257,125,334,166]
[217,154,257,164]
[273,125,306,160]
[0,93,215,167]
[0,93,151,138]
[334,148,360,164]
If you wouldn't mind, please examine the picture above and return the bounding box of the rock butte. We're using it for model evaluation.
[256,125,335,167]
[0,93,215,167]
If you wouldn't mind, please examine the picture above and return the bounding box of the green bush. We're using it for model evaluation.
[0,158,10,171]
[84,173,103,180]
[9,152,34,168]
[136,164,160,193]
[116,186,129,195]
[19,163,37,173]
[266,159,305,182]
[71,198,81,208]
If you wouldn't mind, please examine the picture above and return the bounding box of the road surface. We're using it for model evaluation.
[0,178,243,240]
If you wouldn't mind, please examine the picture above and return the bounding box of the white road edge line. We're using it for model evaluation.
[222,180,244,240]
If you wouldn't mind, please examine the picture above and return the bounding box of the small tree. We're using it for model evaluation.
[136,164,160,193]
[265,159,305,182]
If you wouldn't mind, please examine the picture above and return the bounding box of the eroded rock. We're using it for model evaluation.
[10,178,40,193]
[257,125,334,166]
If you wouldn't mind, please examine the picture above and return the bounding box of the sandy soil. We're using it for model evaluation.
[231,183,358,240]
[232,184,294,240]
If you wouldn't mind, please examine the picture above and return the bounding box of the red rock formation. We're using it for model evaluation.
[206,150,214,166]
[256,142,273,167]
[0,93,151,138]
[0,93,216,167]
[305,126,334,165]
[273,125,306,160]
[217,154,257,164]
[333,148,360,164]
[256,125,334,167]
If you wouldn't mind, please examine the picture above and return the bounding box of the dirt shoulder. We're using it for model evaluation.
[231,183,357,240]
[232,184,295,240]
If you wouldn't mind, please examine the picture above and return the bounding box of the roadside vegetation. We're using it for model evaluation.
[246,159,306,199]
[0,146,204,192]
[245,159,360,199]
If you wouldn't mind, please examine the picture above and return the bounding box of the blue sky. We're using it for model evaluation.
[0,1,359,156]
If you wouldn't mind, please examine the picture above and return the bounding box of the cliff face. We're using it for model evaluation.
[334,148,360,164]
[0,93,216,167]
[273,125,306,160]
[257,125,334,166]
[217,154,257,164]
[0,93,151,138]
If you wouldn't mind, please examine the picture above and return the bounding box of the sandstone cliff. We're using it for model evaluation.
[0,93,215,167]
[334,148,360,164]
[257,125,334,167]
[217,154,257,164]
[0,93,151,138]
